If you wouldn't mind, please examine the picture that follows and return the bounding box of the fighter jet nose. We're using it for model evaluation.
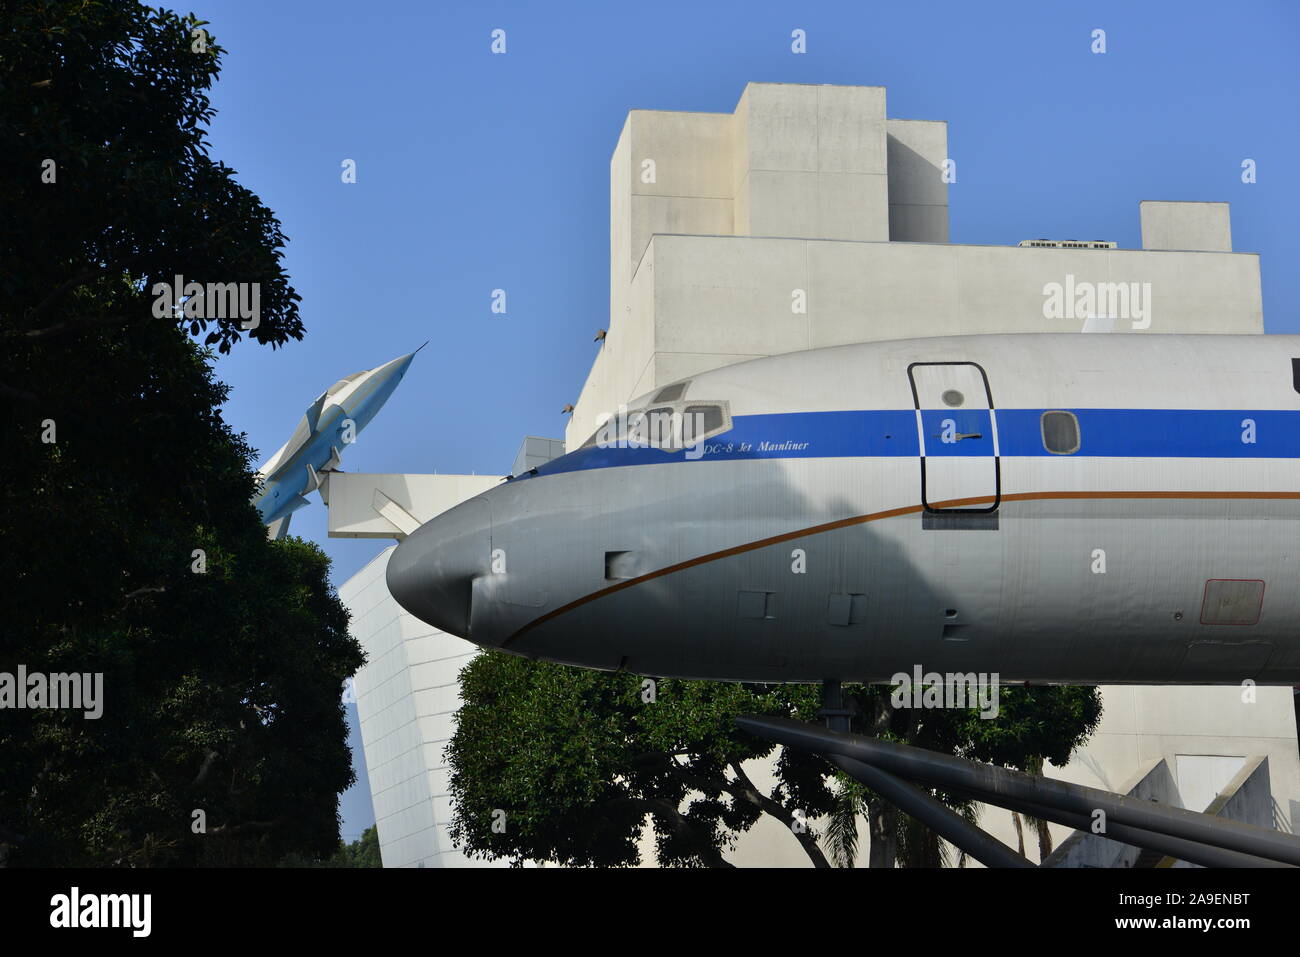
[385,498,492,640]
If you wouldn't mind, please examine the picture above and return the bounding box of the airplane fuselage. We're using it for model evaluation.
[386,334,1300,685]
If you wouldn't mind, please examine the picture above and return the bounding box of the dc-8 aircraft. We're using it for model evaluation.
[386,334,1300,685]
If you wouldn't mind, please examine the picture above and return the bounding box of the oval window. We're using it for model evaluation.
[1041,410,1080,454]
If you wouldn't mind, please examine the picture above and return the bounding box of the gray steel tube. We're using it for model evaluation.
[738,714,1300,867]
[946,786,1287,868]
[828,754,1033,867]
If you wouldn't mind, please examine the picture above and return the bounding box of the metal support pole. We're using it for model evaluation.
[945,787,1286,869]
[738,714,1300,867]
[817,680,855,733]
[829,754,1033,868]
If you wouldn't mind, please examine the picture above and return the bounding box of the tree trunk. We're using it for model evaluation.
[1027,756,1054,861]
[727,761,831,868]
[1035,815,1053,862]
[867,798,897,867]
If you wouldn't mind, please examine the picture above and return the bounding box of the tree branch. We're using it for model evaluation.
[124,585,167,602]
[0,383,40,404]
[728,761,831,868]
[25,254,148,324]
[647,755,832,868]
[608,797,734,869]
[24,313,143,340]
[207,816,285,837]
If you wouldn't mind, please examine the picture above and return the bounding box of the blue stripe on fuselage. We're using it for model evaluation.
[995,409,1294,457]
[518,409,1300,480]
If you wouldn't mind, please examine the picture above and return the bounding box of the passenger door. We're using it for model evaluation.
[907,362,1000,513]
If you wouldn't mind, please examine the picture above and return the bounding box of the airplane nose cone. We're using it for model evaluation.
[385,498,492,639]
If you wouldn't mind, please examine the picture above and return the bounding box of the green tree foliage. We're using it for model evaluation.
[0,1,301,355]
[448,652,838,868]
[0,3,363,865]
[449,654,1103,868]
[280,825,383,868]
[331,824,383,868]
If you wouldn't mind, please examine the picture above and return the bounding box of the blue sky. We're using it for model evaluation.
[194,0,1300,842]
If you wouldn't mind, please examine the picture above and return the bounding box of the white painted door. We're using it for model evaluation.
[908,362,1000,512]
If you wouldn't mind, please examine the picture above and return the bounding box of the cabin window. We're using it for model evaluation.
[1041,410,1080,454]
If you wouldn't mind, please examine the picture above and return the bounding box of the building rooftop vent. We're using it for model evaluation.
[1018,239,1116,249]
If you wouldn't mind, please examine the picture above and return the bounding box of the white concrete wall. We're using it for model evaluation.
[621,109,734,273]
[511,436,565,476]
[887,119,949,243]
[574,82,944,447]
[328,473,501,539]
[1141,201,1233,252]
[568,231,1263,444]
[567,84,1261,448]
[342,547,507,868]
[734,84,890,243]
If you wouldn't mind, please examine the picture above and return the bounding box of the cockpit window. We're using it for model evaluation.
[637,407,677,447]
[684,404,724,438]
[578,400,731,452]
[327,371,365,394]
[654,381,689,403]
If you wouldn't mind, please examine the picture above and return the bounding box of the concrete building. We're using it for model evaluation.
[335,476,500,868]
[570,82,1259,446]
[333,82,1296,867]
